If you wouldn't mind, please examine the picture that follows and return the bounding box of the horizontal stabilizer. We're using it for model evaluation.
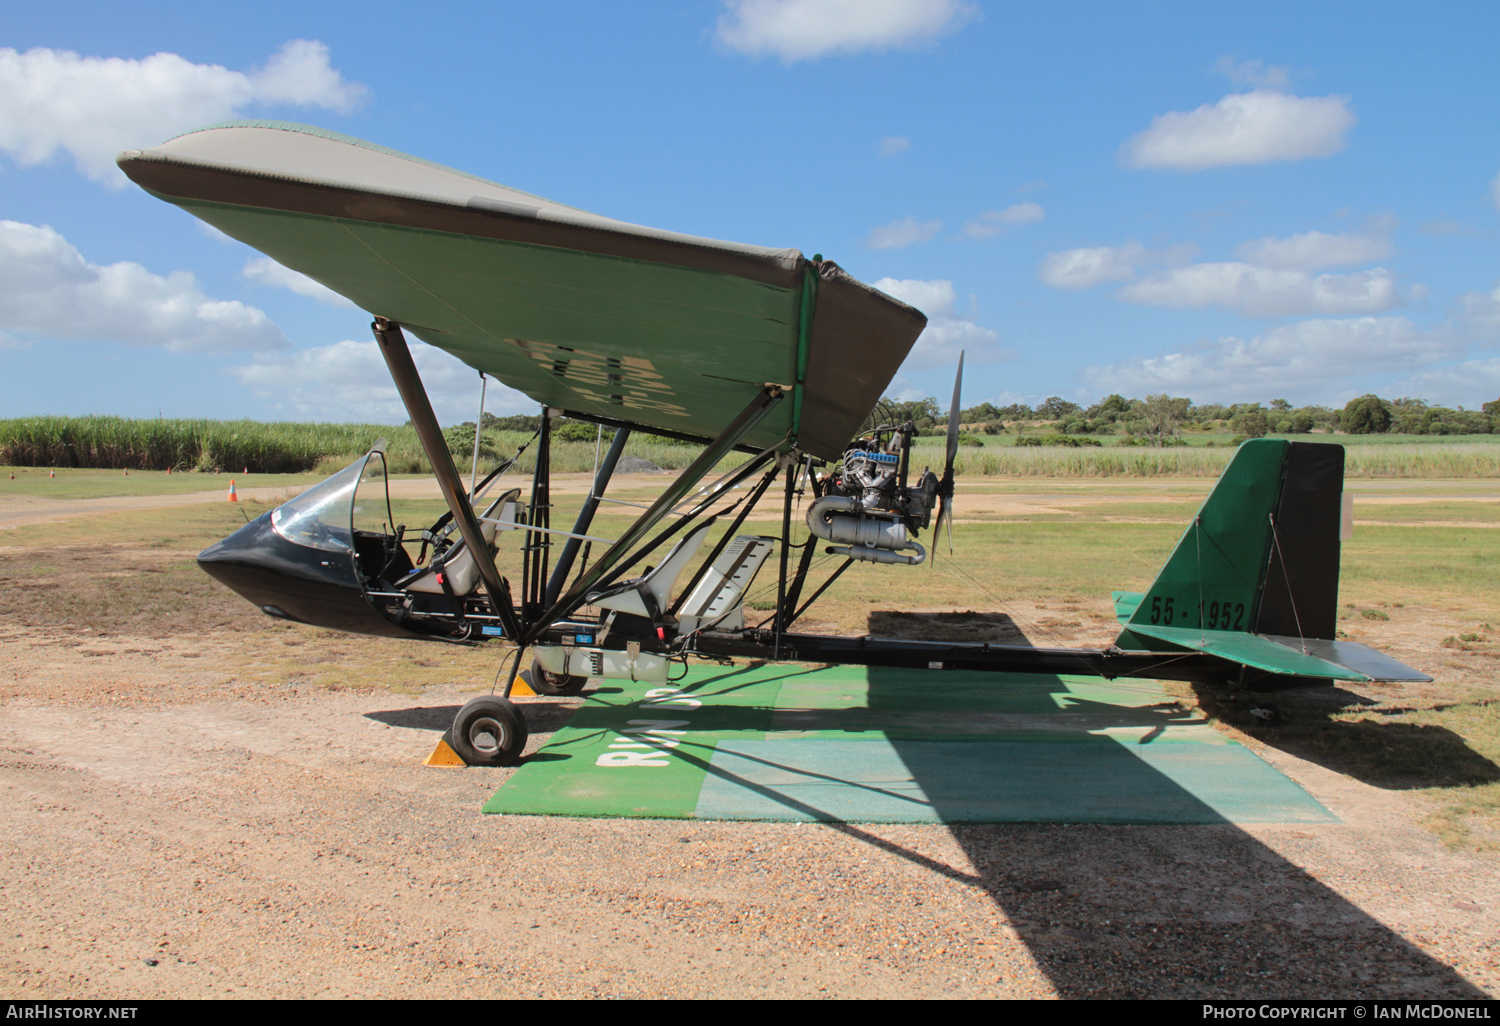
[1112,590,1144,624]
[1121,624,1431,683]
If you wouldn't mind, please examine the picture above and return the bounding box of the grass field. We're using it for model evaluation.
[1,465,330,500]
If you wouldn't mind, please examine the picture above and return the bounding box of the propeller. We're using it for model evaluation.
[931,351,963,561]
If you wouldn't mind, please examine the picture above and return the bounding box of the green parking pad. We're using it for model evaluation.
[482,662,1337,825]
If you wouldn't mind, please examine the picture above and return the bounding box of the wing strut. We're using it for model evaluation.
[523,386,784,644]
[372,318,514,629]
[545,425,631,608]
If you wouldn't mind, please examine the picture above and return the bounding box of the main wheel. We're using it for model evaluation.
[1248,698,1284,727]
[450,696,528,766]
[525,658,588,696]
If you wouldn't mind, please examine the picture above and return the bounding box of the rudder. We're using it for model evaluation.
[1120,439,1346,641]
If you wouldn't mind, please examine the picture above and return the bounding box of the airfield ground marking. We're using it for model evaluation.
[485,664,1336,825]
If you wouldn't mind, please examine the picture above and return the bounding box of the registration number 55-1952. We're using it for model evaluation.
[1149,596,1245,629]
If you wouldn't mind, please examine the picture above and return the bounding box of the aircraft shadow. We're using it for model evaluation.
[1190,684,1500,791]
[364,705,459,731]
[867,609,1033,645]
[365,703,582,734]
[617,664,1484,997]
[851,615,1485,999]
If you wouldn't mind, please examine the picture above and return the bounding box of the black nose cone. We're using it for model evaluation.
[197,512,407,637]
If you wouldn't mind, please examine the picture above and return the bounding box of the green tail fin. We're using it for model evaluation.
[1109,439,1431,684]
[1118,438,1346,642]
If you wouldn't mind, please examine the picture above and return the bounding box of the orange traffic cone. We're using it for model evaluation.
[123,468,129,476]
[243,466,249,474]
[228,480,238,502]
[166,466,172,475]
[49,469,55,478]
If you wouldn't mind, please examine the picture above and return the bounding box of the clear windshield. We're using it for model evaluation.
[352,451,394,537]
[270,456,369,553]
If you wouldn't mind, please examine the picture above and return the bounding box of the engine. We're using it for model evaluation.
[806,428,941,566]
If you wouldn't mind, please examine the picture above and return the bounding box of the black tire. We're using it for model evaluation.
[450,696,528,766]
[1248,698,1284,727]
[525,658,588,696]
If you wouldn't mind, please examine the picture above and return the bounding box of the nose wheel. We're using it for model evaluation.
[450,696,529,766]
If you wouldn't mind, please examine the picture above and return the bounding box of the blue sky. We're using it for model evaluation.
[3,0,1498,424]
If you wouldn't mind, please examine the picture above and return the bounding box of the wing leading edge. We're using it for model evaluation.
[117,121,926,459]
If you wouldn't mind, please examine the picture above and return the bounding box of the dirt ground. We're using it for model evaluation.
[1,483,1498,999]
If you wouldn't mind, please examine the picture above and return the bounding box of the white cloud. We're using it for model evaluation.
[1037,243,1148,290]
[1397,358,1500,408]
[874,277,958,316]
[229,339,531,424]
[904,317,1011,369]
[964,202,1045,238]
[1120,90,1355,171]
[879,135,910,157]
[242,257,358,309]
[1116,263,1401,317]
[866,216,942,250]
[873,277,1013,369]
[1460,284,1500,333]
[1235,230,1392,270]
[1041,228,1403,317]
[1079,316,1466,403]
[246,39,364,109]
[1212,57,1291,89]
[0,220,286,352]
[716,0,977,62]
[0,40,367,185]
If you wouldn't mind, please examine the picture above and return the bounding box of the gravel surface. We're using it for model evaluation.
[1,530,1496,998]
[3,653,1497,999]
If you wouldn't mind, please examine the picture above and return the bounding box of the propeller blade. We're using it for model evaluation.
[944,351,965,473]
[930,352,963,565]
[929,494,945,569]
[932,493,953,557]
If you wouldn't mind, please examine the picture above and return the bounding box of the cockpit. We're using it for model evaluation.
[198,441,518,642]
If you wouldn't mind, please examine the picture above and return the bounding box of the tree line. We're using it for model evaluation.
[446,396,1500,453]
[874,393,1500,446]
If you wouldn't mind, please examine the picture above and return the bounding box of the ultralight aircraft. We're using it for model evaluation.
[118,122,1429,765]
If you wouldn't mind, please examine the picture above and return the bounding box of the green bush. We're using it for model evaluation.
[1015,435,1103,448]
[552,420,600,443]
[1343,395,1392,434]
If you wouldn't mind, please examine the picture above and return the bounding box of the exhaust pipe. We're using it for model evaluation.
[828,542,926,565]
[806,496,926,565]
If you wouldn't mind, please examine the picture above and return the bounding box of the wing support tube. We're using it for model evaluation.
[522,386,785,643]
[545,425,630,607]
[371,318,512,629]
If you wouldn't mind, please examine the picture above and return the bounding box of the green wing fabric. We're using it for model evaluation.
[118,122,926,460]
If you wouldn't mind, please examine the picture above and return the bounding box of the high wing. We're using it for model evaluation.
[117,121,926,459]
